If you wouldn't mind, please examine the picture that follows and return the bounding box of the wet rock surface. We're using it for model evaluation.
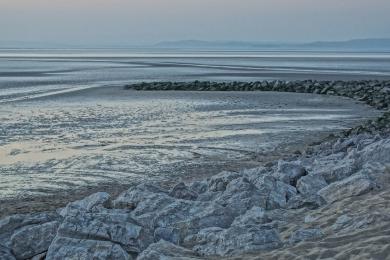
[1,80,390,259]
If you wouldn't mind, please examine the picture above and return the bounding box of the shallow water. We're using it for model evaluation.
[0,88,380,200]
[1,49,390,103]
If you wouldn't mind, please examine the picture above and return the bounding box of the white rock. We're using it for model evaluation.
[186,225,282,256]
[297,174,328,195]
[137,240,200,260]
[318,173,376,203]
[45,236,131,260]
[60,192,110,217]
[57,212,153,253]
[10,221,59,259]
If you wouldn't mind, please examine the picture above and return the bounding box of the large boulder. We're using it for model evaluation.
[185,225,282,257]
[60,192,110,217]
[111,184,169,210]
[296,174,328,196]
[318,173,376,203]
[275,160,307,186]
[231,206,270,226]
[0,245,15,260]
[207,171,241,192]
[169,182,198,201]
[45,237,131,260]
[152,200,235,242]
[57,212,153,254]
[10,221,59,259]
[249,175,297,210]
[213,177,267,214]
[358,138,390,164]
[320,158,359,183]
[137,240,200,260]
[0,212,59,236]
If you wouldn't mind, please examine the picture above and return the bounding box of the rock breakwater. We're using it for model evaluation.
[1,80,389,260]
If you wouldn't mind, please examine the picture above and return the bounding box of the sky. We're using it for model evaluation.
[0,0,390,46]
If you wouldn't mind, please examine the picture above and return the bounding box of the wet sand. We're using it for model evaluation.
[0,87,380,217]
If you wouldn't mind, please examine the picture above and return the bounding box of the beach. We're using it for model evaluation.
[0,85,380,217]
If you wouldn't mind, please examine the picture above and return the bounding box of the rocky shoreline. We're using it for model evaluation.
[1,80,389,260]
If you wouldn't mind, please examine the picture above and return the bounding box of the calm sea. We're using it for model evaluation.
[1,49,390,102]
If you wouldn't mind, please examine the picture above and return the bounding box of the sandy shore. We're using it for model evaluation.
[0,86,379,218]
[0,80,389,260]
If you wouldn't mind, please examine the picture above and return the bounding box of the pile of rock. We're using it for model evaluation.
[1,130,389,259]
[1,81,390,259]
[126,80,390,110]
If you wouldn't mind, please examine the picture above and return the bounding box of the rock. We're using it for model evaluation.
[359,138,390,164]
[287,194,326,210]
[296,174,328,195]
[60,192,110,217]
[138,240,200,260]
[0,245,15,260]
[154,227,181,245]
[57,212,153,253]
[189,181,208,195]
[318,173,376,203]
[231,206,270,226]
[0,212,59,235]
[250,175,297,210]
[112,184,171,211]
[10,221,59,259]
[186,225,282,256]
[289,228,323,244]
[207,171,241,192]
[169,182,198,200]
[275,160,307,186]
[319,158,359,183]
[31,252,46,260]
[153,201,235,240]
[45,236,131,260]
[213,177,267,214]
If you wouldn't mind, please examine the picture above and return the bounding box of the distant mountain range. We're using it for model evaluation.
[1,38,390,51]
[155,38,390,51]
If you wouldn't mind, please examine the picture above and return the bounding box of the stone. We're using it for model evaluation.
[112,184,171,211]
[60,192,110,217]
[57,212,153,253]
[207,171,241,192]
[250,175,297,210]
[45,236,131,260]
[319,158,359,183]
[0,245,15,260]
[275,160,307,186]
[153,200,235,240]
[231,206,270,226]
[189,181,208,195]
[296,174,328,195]
[318,174,376,203]
[287,194,326,210]
[31,252,46,260]
[10,221,59,259]
[0,212,59,235]
[169,182,198,200]
[213,177,267,214]
[289,228,324,244]
[138,240,200,260]
[154,227,181,245]
[186,225,282,256]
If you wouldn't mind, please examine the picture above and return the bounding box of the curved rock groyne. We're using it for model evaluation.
[126,80,390,110]
[1,81,389,260]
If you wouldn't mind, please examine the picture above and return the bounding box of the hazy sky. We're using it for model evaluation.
[1,0,390,45]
